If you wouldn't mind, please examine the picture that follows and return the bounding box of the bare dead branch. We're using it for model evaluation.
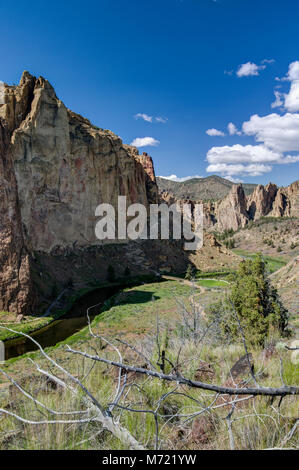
[65,346,299,397]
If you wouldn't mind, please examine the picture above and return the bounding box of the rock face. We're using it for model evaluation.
[159,177,299,233]
[192,180,299,233]
[0,71,162,314]
[286,180,299,218]
[0,120,34,314]
[0,72,158,253]
[216,184,249,232]
[270,187,291,218]
[247,183,278,220]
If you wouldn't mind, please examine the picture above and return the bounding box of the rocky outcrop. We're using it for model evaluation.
[160,176,299,233]
[0,72,158,254]
[270,187,291,218]
[0,120,34,314]
[0,71,162,314]
[247,183,278,220]
[215,184,249,232]
[130,150,158,204]
[286,180,299,218]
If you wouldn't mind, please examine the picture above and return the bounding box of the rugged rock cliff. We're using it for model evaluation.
[0,120,34,314]
[215,184,249,232]
[0,72,165,314]
[160,179,299,234]
[214,180,298,231]
[247,183,278,220]
[0,72,158,253]
[286,180,299,218]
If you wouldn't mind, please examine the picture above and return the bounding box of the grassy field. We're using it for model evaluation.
[0,279,298,450]
[196,279,229,288]
[233,249,288,273]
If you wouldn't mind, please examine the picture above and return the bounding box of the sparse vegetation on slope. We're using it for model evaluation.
[157,176,257,201]
[0,271,297,450]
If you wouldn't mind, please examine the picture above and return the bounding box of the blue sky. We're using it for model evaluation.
[1,0,299,186]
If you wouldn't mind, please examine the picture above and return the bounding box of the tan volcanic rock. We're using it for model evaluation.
[131,151,158,204]
[247,183,278,220]
[1,72,158,253]
[270,187,291,217]
[287,180,299,217]
[215,184,249,231]
[0,120,34,314]
[0,71,163,314]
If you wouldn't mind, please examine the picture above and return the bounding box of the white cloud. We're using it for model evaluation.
[226,176,244,183]
[271,91,284,109]
[134,113,168,124]
[158,174,202,182]
[273,62,299,112]
[130,137,160,147]
[286,61,299,81]
[206,61,299,178]
[206,128,226,137]
[284,81,299,112]
[134,113,153,123]
[236,62,266,78]
[207,144,282,165]
[206,163,272,177]
[155,116,168,123]
[227,122,241,136]
[261,59,275,65]
[205,141,299,177]
[243,113,299,152]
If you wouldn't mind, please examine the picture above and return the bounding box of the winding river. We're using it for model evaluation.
[4,284,121,360]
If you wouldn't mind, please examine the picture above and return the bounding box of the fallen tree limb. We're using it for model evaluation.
[66,346,299,397]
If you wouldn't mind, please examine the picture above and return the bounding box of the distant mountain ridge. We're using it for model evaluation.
[157,175,257,201]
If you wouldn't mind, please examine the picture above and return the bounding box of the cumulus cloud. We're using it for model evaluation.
[206,61,299,178]
[236,62,266,78]
[205,140,299,178]
[227,122,241,136]
[130,137,160,147]
[284,81,299,112]
[271,91,284,109]
[206,163,272,177]
[242,113,299,152]
[207,144,282,165]
[206,128,226,137]
[286,61,299,81]
[273,62,299,112]
[226,176,244,183]
[158,174,202,182]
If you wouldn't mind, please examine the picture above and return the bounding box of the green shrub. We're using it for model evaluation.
[209,254,289,346]
[185,263,195,280]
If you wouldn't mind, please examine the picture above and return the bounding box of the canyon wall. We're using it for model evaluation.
[0,72,158,253]
[160,180,299,234]
[0,72,163,314]
[0,119,34,314]
[215,181,298,232]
